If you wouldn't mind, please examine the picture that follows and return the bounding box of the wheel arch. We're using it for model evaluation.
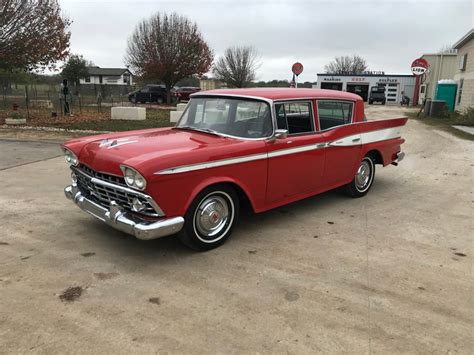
[183,177,256,215]
[365,149,383,165]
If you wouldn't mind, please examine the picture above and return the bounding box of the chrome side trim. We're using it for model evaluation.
[267,143,323,158]
[157,153,268,175]
[64,185,183,240]
[155,126,404,175]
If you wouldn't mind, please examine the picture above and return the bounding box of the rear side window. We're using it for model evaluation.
[275,101,314,135]
[317,100,353,130]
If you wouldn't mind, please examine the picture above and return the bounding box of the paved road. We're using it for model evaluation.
[0,107,472,353]
[0,139,62,170]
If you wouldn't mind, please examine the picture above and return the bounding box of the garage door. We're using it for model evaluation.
[378,83,400,104]
[347,84,369,101]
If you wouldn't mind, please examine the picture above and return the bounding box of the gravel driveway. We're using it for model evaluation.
[0,105,472,353]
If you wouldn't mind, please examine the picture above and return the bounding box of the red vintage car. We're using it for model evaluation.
[63,88,406,250]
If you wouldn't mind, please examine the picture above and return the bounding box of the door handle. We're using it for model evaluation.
[352,138,361,142]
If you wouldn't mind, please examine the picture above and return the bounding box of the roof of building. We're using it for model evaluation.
[421,53,458,57]
[317,73,415,77]
[193,88,362,101]
[86,67,132,76]
[453,29,474,49]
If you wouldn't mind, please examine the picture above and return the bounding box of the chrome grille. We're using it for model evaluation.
[79,164,126,187]
[72,166,160,217]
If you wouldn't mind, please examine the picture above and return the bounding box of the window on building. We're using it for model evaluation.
[459,54,467,71]
[457,79,464,104]
[123,74,130,85]
[275,101,314,135]
[99,75,103,84]
[317,100,353,130]
[85,77,91,83]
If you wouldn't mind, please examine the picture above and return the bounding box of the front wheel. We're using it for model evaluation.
[178,185,239,251]
[345,156,375,198]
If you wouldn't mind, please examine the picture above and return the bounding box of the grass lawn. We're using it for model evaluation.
[0,107,175,132]
[406,111,474,141]
[58,109,174,131]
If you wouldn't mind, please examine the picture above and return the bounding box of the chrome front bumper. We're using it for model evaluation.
[396,151,405,163]
[64,185,184,240]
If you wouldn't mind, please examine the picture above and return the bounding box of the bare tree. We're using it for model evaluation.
[324,55,368,74]
[213,46,260,88]
[0,0,71,71]
[125,12,213,103]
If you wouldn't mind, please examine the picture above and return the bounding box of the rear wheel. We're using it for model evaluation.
[345,156,375,198]
[178,185,239,251]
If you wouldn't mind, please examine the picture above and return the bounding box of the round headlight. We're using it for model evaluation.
[135,175,145,189]
[124,168,135,185]
[121,165,147,190]
[63,149,78,166]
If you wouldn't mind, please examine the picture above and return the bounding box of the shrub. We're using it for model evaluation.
[455,107,474,127]
[10,112,23,120]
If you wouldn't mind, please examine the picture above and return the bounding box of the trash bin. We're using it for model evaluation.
[423,99,432,116]
[429,100,447,117]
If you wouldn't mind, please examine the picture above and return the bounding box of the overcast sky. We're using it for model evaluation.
[60,0,473,82]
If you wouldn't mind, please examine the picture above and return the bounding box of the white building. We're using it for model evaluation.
[79,67,134,86]
[314,72,416,104]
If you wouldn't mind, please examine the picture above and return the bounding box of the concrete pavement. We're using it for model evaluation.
[0,106,472,353]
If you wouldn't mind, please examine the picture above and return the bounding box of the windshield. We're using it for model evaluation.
[176,97,273,138]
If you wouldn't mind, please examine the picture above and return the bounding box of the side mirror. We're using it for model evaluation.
[274,129,288,139]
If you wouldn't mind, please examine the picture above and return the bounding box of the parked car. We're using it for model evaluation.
[63,88,407,251]
[128,85,168,104]
[175,86,201,102]
[368,86,386,105]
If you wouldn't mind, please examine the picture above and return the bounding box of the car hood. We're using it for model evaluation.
[64,128,264,179]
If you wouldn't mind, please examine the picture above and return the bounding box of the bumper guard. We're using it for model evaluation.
[64,185,184,240]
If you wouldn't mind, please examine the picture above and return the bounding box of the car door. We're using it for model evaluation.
[318,100,361,188]
[266,100,326,203]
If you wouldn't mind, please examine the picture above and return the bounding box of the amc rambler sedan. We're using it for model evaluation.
[63,88,406,250]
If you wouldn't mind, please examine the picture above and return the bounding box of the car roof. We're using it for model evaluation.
[193,88,362,101]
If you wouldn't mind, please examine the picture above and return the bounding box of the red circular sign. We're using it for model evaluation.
[292,62,304,76]
[411,58,429,76]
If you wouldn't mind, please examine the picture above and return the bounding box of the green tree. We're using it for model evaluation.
[61,54,92,89]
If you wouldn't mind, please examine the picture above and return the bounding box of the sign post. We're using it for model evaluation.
[291,62,304,88]
[411,58,429,106]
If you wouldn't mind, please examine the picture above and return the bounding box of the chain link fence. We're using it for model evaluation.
[1,83,137,121]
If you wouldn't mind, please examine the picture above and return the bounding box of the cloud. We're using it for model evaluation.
[61,0,473,81]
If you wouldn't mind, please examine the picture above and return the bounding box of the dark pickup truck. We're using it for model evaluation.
[368,86,386,105]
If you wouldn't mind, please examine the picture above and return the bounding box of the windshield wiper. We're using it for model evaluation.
[175,126,225,137]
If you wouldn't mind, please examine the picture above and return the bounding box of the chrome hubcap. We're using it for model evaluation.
[195,195,230,238]
[355,160,371,190]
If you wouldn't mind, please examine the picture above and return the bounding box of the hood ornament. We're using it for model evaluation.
[99,138,138,149]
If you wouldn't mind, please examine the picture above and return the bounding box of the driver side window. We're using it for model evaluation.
[275,101,314,135]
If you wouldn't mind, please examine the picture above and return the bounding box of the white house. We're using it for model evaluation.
[79,67,134,86]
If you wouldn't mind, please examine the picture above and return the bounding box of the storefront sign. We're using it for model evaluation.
[378,78,399,83]
[351,77,366,82]
[322,77,341,81]
[411,58,429,76]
